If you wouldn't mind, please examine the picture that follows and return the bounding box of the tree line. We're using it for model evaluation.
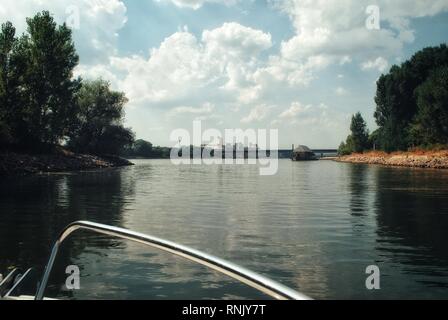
[122,139,171,159]
[0,11,136,156]
[339,44,448,155]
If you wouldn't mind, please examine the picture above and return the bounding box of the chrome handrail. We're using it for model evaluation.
[35,221,310,301]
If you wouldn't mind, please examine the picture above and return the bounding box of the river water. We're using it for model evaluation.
[1,159,447,299]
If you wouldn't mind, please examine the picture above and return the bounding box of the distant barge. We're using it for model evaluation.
[291,145,318,161]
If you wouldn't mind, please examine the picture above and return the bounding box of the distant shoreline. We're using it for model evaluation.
[336,150,448,169]
[0,150,134,176]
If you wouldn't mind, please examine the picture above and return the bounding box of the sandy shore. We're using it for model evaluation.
[0,150,133,176]
[336,150,448,169]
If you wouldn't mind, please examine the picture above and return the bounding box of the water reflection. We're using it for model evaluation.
[373,167,448,295]
[0,169,135,297]
[349,164,370,217]
[1,161,448,299]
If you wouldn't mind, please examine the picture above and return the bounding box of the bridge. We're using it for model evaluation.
[276,149,338,159]
[178,147,338,159]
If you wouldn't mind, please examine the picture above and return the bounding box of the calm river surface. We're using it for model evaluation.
[1,159,448,299]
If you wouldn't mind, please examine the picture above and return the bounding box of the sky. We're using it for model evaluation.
[1,0,448,148]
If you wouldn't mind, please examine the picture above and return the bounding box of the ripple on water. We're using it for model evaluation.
[1,160,448,299]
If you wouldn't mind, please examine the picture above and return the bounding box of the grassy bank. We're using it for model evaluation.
[336,150,448,169]
[0,149,133,176]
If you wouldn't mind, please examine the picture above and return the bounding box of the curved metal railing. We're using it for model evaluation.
[36,221,310,300]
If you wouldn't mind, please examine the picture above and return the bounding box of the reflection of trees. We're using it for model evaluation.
[0,175,69,271]
[374,168,448,269]
[0,167,135,297]
[348,164,369,217]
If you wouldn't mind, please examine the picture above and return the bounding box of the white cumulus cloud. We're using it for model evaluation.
[0,0,128,64]
[241,104,274,124]
[271,0,448,66]
[96,23,273,106]
[167,103,215,118]
[361,57,389,73]
[279,102,311,119]
[154,0,241,10]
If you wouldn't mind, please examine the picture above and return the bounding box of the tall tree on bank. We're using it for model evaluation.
[350,112,370,153]
[1,11,137,156]
[131,140,153,158]
[338,112,369,155]
[410,66,448,145]
[374,44,448,151]
[0,22,26,147]
[0,22,16,145]
[21,11,80,149]
[68,80,134,155]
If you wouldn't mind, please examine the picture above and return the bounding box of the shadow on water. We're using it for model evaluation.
[1,161,448,299]
[373,167,448,292]
[0,168,135,297]
[376,168,448,266]
[330,163,448,299]
[349,164,370,217]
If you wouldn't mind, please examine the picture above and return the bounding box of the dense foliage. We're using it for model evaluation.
[340,44,448,155]
[374,44,448,152]
[410,66,448,146]
[338,113,370,155]
[0,12,134,155]
[122,139,171,159]
[68,80,134,155]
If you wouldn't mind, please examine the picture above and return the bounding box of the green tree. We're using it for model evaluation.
[95,125,135,155]
[338,113,370,155]
[350,112,369,153]
[68,79,134,155]
[0,22,26,147]
[410,66,448,146]
[1,12,137,157]
[0,22,15,146]
[374,69,406,151]
[20,11,80,148]
[368,129,380,151]
[374,44,448,151]
[122,140,172,159]
[338,135,356,155]
[151,146,171,159]
[338,140,351,156]
[133,140,153,158]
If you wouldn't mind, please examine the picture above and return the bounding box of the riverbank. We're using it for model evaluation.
[336,150,448,169]
[0,150,134,176]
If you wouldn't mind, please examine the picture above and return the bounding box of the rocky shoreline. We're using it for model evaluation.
[336,150,448,169]
[0,150,134,176]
